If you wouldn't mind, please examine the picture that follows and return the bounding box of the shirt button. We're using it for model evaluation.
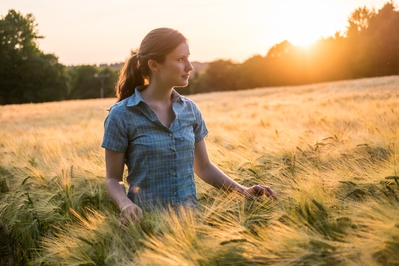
[172,151,176,156]
[171,171,176,176]
[173,192,177,195]
[168,133,172,137]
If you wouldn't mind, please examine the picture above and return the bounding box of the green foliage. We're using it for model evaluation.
[67,65,118,99]
[199,60,244,92]
[0,10,68,104]
[0,163,117,264]
[67,65,99,99]
[178,60,245,95]
[0,10,118,104]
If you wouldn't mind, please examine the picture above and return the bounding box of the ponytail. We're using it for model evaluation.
[115,54,145,102]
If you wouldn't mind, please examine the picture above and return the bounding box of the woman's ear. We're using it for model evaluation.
[147,59,159,73]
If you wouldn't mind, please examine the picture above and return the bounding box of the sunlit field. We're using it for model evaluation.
[1,76,399,265]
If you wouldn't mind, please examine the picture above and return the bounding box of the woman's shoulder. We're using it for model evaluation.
[175,91,196,106]
[108,98,130,115]
[179,95,193,104]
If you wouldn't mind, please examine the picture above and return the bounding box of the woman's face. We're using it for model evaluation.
[155,42,194,88]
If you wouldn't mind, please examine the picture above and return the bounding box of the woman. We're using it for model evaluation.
[102,28,276,224]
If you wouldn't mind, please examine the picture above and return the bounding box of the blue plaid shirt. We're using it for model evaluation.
[102,87,208,209]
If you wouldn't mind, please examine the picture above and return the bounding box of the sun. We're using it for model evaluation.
[271,0,341,47]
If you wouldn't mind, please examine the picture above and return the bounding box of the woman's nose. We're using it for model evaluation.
[186,60,194,72]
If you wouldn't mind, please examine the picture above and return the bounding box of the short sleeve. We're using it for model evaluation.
[192,102,209,143]
[101,106,128,153]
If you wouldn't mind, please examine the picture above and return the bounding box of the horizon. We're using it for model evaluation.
[1,0,390,66]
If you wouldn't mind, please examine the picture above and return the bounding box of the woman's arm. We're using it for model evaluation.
[193,139,277,199]
[105,149,143,222]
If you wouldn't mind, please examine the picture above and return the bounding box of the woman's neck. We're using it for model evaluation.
[141,82,173,104]
[140,82,175,127]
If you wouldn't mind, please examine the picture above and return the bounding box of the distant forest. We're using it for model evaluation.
[1,1,399,104]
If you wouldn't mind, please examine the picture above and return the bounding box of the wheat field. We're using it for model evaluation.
[0,76,398,265]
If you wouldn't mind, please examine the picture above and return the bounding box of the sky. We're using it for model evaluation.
[1,0,390,66]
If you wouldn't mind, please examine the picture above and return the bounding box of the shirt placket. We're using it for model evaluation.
[168,130,178,206]
[169,101,181,206]
[139,95,183,206]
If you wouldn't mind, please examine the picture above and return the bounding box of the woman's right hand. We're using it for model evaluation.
[119,202,143,226]
[104,149,143,226]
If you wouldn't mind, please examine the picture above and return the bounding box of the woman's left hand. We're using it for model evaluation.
[244,184,277,200]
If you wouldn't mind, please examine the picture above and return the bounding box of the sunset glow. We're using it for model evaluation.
[0,0,390,65]
[270,1,342,46]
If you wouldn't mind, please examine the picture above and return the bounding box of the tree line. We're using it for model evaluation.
[178,1,399,95]
[0,10,118,105]
[1,1,398,104]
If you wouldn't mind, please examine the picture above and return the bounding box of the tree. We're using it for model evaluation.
[266,40,294,58]
[67,65,118,99]
[98,67,118,98]
[366,1,399,76]
[346,6,375,38]
[0,10,67,104]
[345,2,399,77]
[195,60,243,92]
[67,65,99,99]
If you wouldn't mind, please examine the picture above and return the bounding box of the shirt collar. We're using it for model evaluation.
[126,86,183,107]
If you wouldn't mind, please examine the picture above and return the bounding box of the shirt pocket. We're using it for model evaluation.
[176,121,195,146]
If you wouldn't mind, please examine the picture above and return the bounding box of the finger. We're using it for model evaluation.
[135,207,143,220]
[265,187,277,199]
[120,204,143,221]
[130,207,142,220]
[249,185,265,196]
[120,213,135,225]
[256,185,276,198]
[127,207,143,222]
[243,190,256,200]
[119,216,129,227]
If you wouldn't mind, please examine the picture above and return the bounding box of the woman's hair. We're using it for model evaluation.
[115,28,187,102]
